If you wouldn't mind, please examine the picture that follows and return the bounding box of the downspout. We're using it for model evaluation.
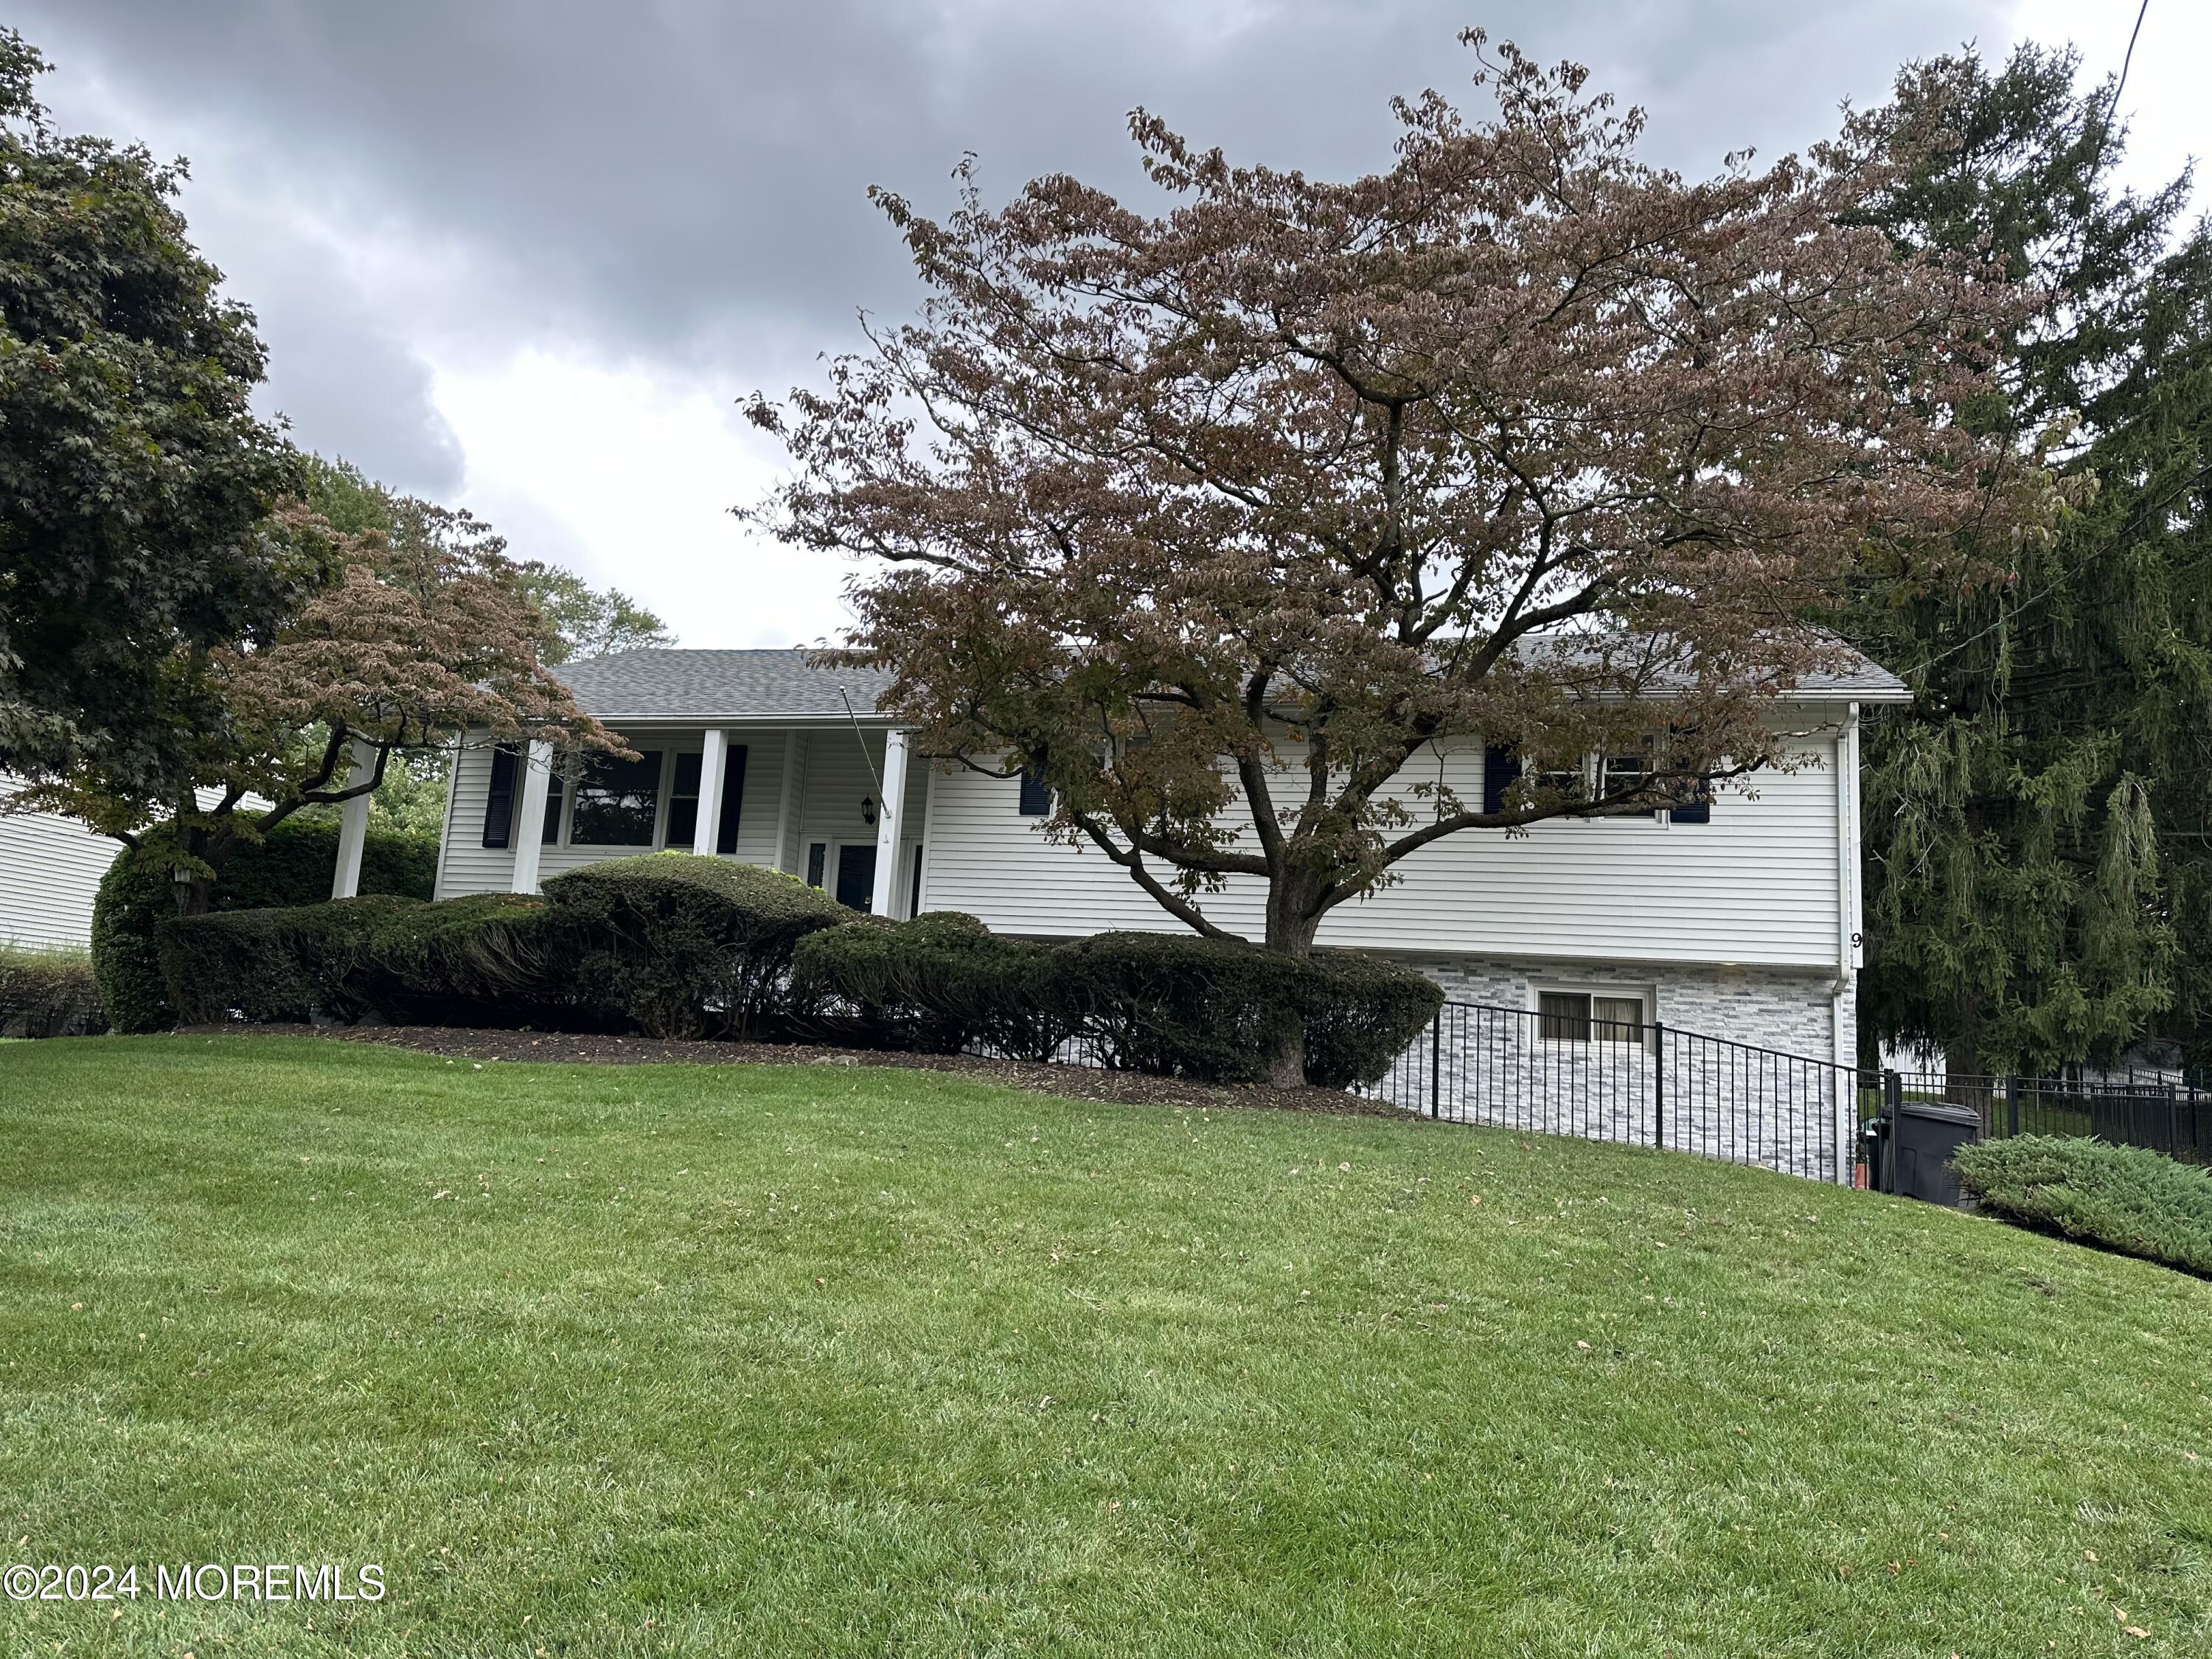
[1832,703,1861,1071]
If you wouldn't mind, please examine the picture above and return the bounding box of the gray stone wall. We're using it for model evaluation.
[1368,953,1860,1183]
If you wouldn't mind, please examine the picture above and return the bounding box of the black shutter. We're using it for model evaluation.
[482,744,518,848]
[1018,765,1051,816]
[715,745,748,855]
[1482,745,1521,815]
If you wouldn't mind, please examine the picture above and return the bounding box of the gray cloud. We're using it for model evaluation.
[13,0,2014,500]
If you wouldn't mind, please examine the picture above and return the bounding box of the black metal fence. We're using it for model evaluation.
[1887,1069,2210,1164]
[1360,1001,1868,1185]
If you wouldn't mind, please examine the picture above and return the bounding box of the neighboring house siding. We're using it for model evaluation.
[0,776,121,948]
[919,719,1850,970]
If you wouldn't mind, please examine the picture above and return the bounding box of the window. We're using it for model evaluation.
[1538,991,1590,1041]
[481,744,518,849]
[542,759,566,845]
[664,746,749,854]
[1534,757,1588,803]
[667,752,703,848]
[1481,745,1522,815]
[1018,765,1051,816]
[805,841,827,887]
[1538,990,1647,1045]
[1600,748,1648,800]
[568,751,663,846]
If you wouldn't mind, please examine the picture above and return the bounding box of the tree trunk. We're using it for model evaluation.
[1258,876,1327,1088]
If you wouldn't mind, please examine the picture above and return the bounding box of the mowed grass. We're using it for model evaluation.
[1,1039,2208,1657]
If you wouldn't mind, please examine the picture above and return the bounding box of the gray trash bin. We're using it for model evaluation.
[1890,1101,1982,1206]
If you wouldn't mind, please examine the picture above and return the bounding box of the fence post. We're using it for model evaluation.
[2168,1083,2180,1156]
[1427,1007,1441,1121]
[2006,1075,2020,1139]
[1882,1070,1903,1194]
[1652,1021,1666,1151]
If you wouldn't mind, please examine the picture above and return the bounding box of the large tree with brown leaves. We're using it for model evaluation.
[750,33,2045,990]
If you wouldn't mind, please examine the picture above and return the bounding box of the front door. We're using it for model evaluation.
[834,843,877,912]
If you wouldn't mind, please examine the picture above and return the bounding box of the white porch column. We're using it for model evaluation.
[510,740,553,894]
[870,728,911,917]
[693,728,729,856]
[773,734,801,872]
[330,738,377,900]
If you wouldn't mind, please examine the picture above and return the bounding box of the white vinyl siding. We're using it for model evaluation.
[0,776,122,948]
[435,714,1851,967]
[918,717,1851,969]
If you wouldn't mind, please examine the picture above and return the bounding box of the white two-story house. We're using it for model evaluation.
[417,647,1904,1078]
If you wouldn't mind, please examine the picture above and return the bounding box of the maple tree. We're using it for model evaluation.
[751,27,2045,1062]
[29,487,622,914]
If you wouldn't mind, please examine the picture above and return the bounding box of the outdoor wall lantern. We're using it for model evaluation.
[861,796,878,827]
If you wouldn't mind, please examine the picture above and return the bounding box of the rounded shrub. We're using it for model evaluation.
[1297,950,1444,1089]
[540,852,853,1038]
[792,911,1074,1057]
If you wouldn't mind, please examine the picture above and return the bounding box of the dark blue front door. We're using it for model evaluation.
[835,844,877,911]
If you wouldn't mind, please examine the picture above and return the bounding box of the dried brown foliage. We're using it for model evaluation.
[750,34,2051,953]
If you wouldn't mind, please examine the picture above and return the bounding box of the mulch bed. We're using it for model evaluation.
[174,1022,1409,1120]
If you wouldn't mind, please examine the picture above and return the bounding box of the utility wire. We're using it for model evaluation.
[2103,0,2151,140]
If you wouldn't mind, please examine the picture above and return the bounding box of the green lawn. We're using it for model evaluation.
[1,1037,2208,1656]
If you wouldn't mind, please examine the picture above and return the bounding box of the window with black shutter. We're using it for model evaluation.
[1481,745,1522,816]
[716,746,748,855]
[1018,765,1051,816]
[482,744,519,848]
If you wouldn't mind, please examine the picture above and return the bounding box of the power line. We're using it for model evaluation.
[2102,0,2151,140]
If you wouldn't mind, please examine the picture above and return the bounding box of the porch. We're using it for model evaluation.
[340,721,934,917]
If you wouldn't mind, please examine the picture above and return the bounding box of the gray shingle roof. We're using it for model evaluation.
[553,649,893,720]
[554,639,1907,721]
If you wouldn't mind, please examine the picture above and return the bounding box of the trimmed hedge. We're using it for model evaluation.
[793,921,1438,1083]
[1952,1135,2212,1279]
[536,854,852,1039]
[94,819,439,1032]
[792,911,1075,1057]
[0,945,110,1038]
[159,893,562,1030]
[149,851,1440,1089]
[1298,950,1448,1090]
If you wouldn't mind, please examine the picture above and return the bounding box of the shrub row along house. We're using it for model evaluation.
[404,646,1905,1078]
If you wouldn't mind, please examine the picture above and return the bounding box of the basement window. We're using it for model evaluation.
[1537,990,1647,1046]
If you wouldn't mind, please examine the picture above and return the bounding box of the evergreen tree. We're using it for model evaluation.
[1850,45,2212,1075]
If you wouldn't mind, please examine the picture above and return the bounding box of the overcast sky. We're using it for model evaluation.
[14,1,2204,648]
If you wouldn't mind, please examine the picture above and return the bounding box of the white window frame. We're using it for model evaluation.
[1530,981,1658,1051]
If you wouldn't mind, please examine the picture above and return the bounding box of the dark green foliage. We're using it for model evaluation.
[1053,933,1314,1085]
[1298,950,1446,1089]
[350,893,563,1028]
[1954,1135,2212,1278]
[91,820,440,1032]
[0,29,300,790]
[214,820,438,912]
[0,945,108,1037]
[159,897,415,1026]
[1849,46,2212,1072]
[791,912,1074,1057]
[130,849,1434,1085]
[1051,933,1441,1087]
[540,854,852,1038]
[156,894,560,1030]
